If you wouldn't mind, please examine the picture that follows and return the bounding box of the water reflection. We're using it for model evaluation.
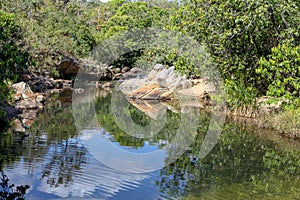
[0,88,299,199]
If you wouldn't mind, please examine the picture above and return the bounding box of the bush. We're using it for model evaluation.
[256,44,300,98]
[169,0,300,104]
[0,10,32,83]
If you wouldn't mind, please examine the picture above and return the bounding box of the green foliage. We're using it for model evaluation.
[1,0,96,62]
[264,106,300,138]
[0,10,32,83]
[0,0,299,108]
[0,107,6,122]
[169,0,300,105]
[26,1,96,57]
[225,79,258,108]
[257,44,300,98]
[95,1,170,41]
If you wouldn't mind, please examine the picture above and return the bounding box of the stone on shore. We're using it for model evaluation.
[119,64,210,102]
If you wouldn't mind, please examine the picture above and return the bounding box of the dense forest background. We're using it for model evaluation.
[0,0,299,112]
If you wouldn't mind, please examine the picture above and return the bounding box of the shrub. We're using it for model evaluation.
[256,44,300,98]
[0,10,32,83]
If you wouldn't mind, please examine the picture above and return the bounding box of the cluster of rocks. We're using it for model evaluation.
[56,58,131,81]
[119,64,213,102]
[20,67,72,93]
[11,82,47,132]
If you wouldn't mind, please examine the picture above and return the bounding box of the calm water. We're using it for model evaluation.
[1,88,300,200]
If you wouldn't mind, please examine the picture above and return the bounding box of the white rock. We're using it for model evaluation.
[12,82,33,94]
[148,69,158,80]
[154,64,164,71]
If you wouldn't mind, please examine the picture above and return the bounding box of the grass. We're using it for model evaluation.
[264,107,300,139]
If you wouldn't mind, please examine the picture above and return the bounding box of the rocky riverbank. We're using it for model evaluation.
[1,58,150,132]
[2,60,298,140]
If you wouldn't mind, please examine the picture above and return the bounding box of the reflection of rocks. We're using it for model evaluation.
[128,99,167,119]
[13,119,26,132]
[101,82,114,90]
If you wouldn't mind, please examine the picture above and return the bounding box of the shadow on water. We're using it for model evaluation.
[0,88,300,199]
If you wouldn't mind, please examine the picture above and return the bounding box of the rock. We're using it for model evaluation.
[121,67,130,73]
[101,71,113,80]
[128,83,174,100]
[45,80,54,89]
[20,74,32,81]
[37,102,44,109]
[52,79,64,89]
[50,89,63,94]
[181,79,192,89]
[2,106,21,119]
[119,65,195,101]
[191,79,201,86]
[63,80,73,88]
[119,78,149,95]
[165,74,177,86]
[15,99,37,109]
[13,119,25,132]
[154,64,164,71]
[148,69,158,80]
[128,84,160,99]
[57,58,81,76]
[141,88,173,100]
[157,78,168,88]
[19,110,37,120]
[168,76,183,90]
[14,93,22,101]
[122,67,143,79]
[102,82,114,89]
[155,68,168,80]
[257,96,289,115]
[128,99,167,119]
[22,118,34,128]
[22,92,36,100]
[113,68,121,74]
[12,82,33,95]
[113,73,122,80]
[36,94,46,103]
[73,88,84,94]
[177,79,215,105]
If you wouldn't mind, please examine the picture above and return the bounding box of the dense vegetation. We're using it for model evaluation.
[0,0,299,111]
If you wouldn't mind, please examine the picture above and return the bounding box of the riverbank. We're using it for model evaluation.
[228,99,300,140]
[1,63,299,140]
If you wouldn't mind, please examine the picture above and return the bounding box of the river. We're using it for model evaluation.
[1,87,300,200]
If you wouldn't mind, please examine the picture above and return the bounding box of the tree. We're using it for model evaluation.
[0,10,32,83]
[168,0,300,104]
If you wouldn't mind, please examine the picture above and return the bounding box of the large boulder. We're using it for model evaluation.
[57,58,81,76]
[119,65,194,101]
[127,83,173,100]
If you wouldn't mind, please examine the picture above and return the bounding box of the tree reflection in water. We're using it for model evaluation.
[1,89,300,199]
[1,160,30,200]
